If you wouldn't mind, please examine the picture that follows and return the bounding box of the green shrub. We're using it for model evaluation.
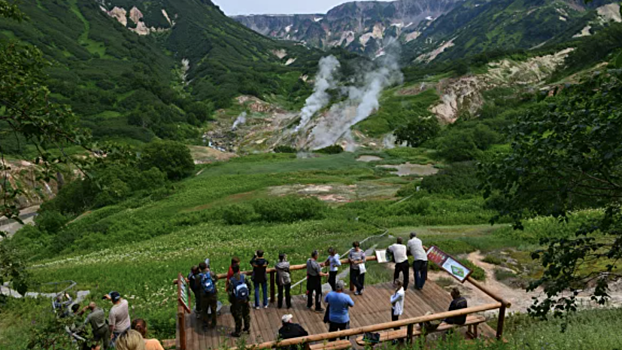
[436,130,481,162]
[222,205,254,225]
[494,268,517,281]
[140,140,195,181]
[482,255,503,265]
[394,198,431,215]
[253,196,326,223]
[459,259,486,281]
[274,145,297,153]
[394,117,441,147]
[421,162,480,196]
[34,211,68,235]
[316,145,344,155]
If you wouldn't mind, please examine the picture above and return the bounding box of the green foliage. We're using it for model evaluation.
[273,145,297,154]
[0,241,29,304]
[140,140,194,181]
[436,130,481,162]
[253,196,327,223]
[33,211,68,235]
[458,258,485,281]
[394,117,441,147]
[482,255,503,265]
[221,205,254,225]
[421,162,480,197]
[482,70,622,323]
[315,145,344,155]
[357,89,439,137]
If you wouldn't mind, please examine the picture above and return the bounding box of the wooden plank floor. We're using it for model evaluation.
[182,280,466,350]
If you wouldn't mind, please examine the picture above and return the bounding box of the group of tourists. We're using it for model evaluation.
[64,291,164,350]
[185,232,468,342]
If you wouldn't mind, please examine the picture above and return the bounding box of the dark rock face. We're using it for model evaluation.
[233,0,464,56]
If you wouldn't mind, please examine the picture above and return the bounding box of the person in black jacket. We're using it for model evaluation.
[188,265,200,317]
[444,288,468,325]
[278,314,308,350]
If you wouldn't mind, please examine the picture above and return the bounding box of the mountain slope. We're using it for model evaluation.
[234,0,619,62]
[404,0,621,63]
[0,0,325,146]
[234,0,464,56]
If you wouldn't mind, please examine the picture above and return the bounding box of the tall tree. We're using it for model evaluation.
[482,71,622,325]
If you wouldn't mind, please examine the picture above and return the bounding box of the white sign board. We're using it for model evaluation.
[375,249,389,264]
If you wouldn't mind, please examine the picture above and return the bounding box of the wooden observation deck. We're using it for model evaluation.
[180,280,497,350]
[174,252,511,350]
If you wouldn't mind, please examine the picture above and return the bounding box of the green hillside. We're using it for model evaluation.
[0,0,333,148]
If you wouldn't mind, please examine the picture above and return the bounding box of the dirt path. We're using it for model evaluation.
[427,251,622,316]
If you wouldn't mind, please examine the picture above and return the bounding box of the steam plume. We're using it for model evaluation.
[232,112,247,130]
[295,56,341,132]
[307,39,403,150]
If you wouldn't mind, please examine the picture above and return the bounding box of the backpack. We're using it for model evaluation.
[230,274,249,301]
[200,272,216,295]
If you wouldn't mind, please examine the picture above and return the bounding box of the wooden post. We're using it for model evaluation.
[496,305,506,340]
[176,273,187,350]
[270,270,276,304]
[406,324,414,344]
[178,306,187,350]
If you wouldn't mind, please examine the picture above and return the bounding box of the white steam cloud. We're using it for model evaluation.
[307,39,403,150]
[232,112,247,130]
[295,55,341,132]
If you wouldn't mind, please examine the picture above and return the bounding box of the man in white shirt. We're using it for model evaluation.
[390,280,405,330]
[407,232,428,290]
[324,247,342,291]
[388,237,409,290]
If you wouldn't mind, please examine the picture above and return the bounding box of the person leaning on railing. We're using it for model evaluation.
[407,232,428,291]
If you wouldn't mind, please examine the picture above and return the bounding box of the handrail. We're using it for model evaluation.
[233,302,503,349]
[215,256,378,280]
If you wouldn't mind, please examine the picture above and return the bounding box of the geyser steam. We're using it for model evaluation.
[307,39,403,150]
[295,55,341,132]
[232,112,247,130]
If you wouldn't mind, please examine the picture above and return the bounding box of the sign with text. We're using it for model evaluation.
[178,273,191,313]
[375,249,389,263]
[426,246,472,283]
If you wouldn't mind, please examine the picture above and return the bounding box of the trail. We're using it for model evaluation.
[0,205,39,240]
[426,251,622,315]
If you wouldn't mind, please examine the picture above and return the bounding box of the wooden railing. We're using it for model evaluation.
[233,302,504,350]
[215,255,379,303]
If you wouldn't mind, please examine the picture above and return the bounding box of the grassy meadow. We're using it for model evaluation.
[1,149,619,349]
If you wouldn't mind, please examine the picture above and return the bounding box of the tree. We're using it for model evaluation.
[140,140,194,180]
[481,71,622,325]
[394,117,441,147]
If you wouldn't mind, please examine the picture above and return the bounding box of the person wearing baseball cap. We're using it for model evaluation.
[278,314,308,349]
[104,291,131,346]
